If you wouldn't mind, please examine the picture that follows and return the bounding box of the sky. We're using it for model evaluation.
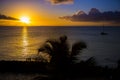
[0,0,120,26]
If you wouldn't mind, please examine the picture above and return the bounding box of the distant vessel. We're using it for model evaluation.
[101,32,108,35]
[100,25,108,35]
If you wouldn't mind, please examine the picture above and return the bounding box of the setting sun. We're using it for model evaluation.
[20,16,30,24]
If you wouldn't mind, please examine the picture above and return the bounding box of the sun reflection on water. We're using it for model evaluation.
[22,26,28,57]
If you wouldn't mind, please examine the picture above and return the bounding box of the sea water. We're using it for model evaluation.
[0,26,120,67]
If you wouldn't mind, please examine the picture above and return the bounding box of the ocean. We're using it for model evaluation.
[0,26,120,67]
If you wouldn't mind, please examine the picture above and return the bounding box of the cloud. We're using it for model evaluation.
[60,8,120,22]
[0,14,18,20]
[47,0,74,5]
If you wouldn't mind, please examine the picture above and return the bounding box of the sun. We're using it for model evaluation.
[20,16,30,24]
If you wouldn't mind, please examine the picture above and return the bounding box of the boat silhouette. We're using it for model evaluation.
[100,25,108,35]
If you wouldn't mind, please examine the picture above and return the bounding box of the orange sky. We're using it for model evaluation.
[0,0,120,26]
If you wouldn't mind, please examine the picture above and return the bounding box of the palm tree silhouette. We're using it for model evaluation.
[37,35,87,79]
[38,35,87,67]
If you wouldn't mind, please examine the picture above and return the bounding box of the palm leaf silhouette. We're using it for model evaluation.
[38,35,87,65]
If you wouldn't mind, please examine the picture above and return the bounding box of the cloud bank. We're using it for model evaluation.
[47,0,74,5]
[0,14,18,20]
[60,8,120,22]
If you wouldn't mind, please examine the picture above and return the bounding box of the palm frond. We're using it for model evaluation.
[71,41,87,57]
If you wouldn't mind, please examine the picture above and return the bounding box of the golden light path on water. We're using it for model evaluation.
[21,26,50,61]
[22,26,28,58]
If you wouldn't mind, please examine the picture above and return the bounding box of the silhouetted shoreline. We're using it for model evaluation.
[0,60,119,80]
[0,61,48,73]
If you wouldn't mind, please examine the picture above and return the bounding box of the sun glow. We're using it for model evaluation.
[20,16,30,24]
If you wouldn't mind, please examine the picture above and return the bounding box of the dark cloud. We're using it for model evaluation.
[60,8,120,22]
[0,14,18,20]
[47,0,74,5]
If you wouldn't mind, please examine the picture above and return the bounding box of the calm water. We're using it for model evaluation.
[0,26,120,67]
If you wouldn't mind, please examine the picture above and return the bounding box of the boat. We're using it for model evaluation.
[100,24,108,35]
[101,32,108,35]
